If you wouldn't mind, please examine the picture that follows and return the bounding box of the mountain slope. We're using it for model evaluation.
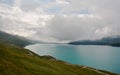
[0,41,117,75]
[0,31,32,47]
[69,37,120,47]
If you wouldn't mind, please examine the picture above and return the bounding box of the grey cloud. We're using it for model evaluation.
[46,15,112,41]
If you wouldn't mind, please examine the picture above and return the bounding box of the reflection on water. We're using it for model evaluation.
[26,44,120,74]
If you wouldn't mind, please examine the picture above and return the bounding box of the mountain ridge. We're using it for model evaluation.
[69,36,120,47]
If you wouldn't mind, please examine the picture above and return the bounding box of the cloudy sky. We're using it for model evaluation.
[0,0,119,42]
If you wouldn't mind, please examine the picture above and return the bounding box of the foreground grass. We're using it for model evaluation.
[0,42,117,75]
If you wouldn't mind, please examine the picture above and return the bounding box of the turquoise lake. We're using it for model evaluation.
[26,44,120,74]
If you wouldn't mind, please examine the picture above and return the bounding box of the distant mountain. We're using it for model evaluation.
[0,31,32,47]
[69,36,120,47]
[110,43,120,47]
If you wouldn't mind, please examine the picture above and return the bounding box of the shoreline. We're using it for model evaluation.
[25,43,118,75]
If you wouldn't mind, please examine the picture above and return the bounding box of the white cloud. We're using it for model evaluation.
[0,3,53,39]
[56,0,69,5]
[13,0,21,6]
[95,27,112,38]
[0,0,120,42]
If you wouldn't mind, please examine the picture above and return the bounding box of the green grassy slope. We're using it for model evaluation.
[0,42,117,75]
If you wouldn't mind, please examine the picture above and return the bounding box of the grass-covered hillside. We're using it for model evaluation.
[0,41,117,75]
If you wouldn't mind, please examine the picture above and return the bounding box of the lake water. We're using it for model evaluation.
[25,44,120,74]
